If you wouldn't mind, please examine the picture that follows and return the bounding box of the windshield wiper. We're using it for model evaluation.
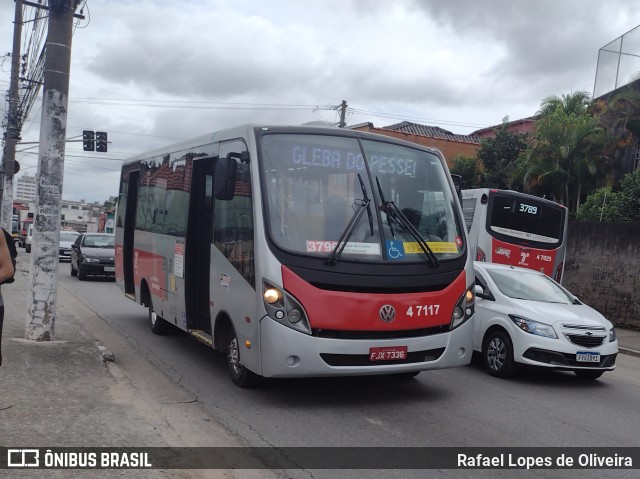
[375,177,396,239]
[375,177,439,267]
[358,173,374,237]
[326,199,370,266]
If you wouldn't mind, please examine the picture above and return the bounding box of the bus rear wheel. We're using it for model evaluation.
[227,327,258,388]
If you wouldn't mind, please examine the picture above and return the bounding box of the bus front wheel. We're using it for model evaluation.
[227,327,258,388]
[149,297,169,335]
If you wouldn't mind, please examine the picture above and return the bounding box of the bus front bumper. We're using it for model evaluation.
[259,316,474,378]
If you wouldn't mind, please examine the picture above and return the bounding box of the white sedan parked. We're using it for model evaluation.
[473,262,618,380]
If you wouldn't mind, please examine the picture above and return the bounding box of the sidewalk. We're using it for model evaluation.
[0,256,276,479]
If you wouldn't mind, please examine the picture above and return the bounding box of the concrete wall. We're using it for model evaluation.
[563,221,640,330]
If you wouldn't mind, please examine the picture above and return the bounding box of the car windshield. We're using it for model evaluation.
[82,235,114,248]
[60,232,79,242]
[486,268,575,304]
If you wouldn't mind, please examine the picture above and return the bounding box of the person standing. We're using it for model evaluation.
[0,230,15,366]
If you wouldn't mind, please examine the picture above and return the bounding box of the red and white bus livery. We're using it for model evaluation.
[115,124,475,386]
[462,188,568,282]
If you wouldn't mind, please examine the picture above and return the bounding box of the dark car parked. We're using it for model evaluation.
[70,233,115,280]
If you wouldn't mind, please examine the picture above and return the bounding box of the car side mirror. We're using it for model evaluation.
[474,284,492,300]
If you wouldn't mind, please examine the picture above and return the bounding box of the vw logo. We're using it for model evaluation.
[379,304,396,323]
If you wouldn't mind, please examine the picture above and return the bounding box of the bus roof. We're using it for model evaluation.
[122,123,446,166]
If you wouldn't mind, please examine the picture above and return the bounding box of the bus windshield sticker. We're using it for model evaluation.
[385,241,405,260]
[220,273,231,288]
[402,241,458,254]
[306,240,381,255]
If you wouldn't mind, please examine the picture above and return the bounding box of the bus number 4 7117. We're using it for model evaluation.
[406,305,440,317]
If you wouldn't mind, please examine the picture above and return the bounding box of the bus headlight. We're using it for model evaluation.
[262,279,311,334]
[450,286,474,330]
[264,288,280,304]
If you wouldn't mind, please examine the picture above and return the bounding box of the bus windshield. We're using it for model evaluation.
[259,133,464,262]
[488,193,564,246]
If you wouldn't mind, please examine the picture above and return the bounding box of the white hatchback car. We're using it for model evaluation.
[473,262,618,380]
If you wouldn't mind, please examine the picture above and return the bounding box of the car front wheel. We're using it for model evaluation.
[70,263,77,277]
[483,330,516,378]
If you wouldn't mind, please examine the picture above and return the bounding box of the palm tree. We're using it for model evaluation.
[524,92,606,211]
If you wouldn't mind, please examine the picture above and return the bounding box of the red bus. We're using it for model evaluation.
[115,124,475,386]
[462,188,568,282]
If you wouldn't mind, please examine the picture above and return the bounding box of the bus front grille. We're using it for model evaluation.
[312,325,449,340]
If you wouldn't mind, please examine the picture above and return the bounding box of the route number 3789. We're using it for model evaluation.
[406,305,440,317]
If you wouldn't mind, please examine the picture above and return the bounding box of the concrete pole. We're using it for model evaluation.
[338,100,347,128]
[0,0,23,231]
[25,0,77,341]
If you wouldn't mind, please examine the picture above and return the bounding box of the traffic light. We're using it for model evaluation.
[82,130,95,151]
[96,131,108,152]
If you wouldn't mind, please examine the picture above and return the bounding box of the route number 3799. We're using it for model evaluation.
[406,305,440,317]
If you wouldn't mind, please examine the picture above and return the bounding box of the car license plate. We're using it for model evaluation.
[104,266,115,272]
[576,351,600,363]
[369,346,408,361]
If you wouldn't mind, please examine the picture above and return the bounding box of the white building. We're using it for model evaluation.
[15,173,37,202]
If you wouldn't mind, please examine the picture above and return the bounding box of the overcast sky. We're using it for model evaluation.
[0,0,637,203]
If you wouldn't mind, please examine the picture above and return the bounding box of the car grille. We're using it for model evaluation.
[563,333,606,348]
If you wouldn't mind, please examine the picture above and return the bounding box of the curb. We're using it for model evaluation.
[619,347,640,359]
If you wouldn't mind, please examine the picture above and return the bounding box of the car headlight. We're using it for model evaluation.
[508,314,557,339]
[83,257,100,263]
[609,327,616,342]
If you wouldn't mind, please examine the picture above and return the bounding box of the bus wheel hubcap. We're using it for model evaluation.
[229,337,241,374]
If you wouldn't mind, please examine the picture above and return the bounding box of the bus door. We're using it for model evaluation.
[123,170,139,296]
[185,156,215,334]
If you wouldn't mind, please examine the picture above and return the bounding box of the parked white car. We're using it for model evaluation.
[473,262,618,380]
[59,230,80,261]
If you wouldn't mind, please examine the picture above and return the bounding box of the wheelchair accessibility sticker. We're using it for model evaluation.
[386,241,405,260]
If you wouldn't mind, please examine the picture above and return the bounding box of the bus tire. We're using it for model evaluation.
[227,327,258,388]
[482,330,516,379]
[149,297,169,335]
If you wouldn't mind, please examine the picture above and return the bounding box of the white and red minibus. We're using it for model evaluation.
[462,188,568,282]
[115,124,475,386]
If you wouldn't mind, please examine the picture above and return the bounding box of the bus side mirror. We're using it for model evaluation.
[450,174,462,204]
[214,155,238,200]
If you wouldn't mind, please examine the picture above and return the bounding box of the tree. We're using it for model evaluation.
[524,91,607,211]
[576,169,640,221]
[476,122,529,189]
[575,187,620,221]
[450,155,482,189]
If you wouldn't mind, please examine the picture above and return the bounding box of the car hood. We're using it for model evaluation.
[59,240,77,248]
[505,298,611,328]
[82,247,115,259]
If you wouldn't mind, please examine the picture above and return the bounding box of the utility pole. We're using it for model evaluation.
[338,100,347,128]
[26,0,79,341]
[0,0,23,231]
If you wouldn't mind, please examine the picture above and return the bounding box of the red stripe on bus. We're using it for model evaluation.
[282,266,467,331]
[490,237,558,277]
